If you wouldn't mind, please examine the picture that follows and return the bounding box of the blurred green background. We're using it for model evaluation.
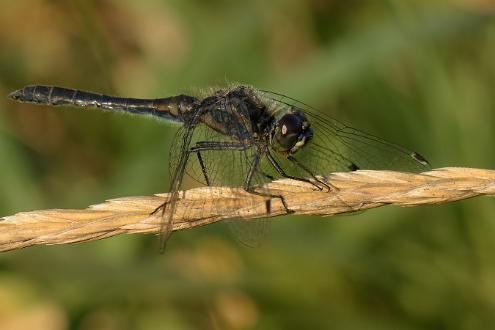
[1,0,495,329]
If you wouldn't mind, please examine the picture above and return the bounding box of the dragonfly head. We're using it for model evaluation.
[271,109,313,155]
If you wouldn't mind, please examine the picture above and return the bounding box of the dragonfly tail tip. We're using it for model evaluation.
[8,89,23,101]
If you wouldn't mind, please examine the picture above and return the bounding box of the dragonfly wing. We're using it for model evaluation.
[257,90,431,175]
[159,110,202,252]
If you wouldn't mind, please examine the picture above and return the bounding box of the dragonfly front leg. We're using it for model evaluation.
[265,152,332,192]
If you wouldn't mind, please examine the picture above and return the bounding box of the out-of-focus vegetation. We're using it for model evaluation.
[1,0,495,329]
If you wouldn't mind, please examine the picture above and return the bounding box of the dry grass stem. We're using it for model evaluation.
[1,167,494,252]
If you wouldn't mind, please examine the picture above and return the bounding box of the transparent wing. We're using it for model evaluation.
[163,87,430,249]
[159,109,203,252]
[258,90,430,177]
[168,99,272,247]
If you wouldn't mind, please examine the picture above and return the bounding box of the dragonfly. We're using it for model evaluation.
[8,84,430,250]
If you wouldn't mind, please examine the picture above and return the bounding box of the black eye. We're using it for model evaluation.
[271,111,312,154]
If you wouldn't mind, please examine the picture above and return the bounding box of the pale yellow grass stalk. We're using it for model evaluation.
[1,167,494,252]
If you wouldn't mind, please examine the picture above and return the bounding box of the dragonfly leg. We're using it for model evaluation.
[286,155,335,192]
[196,152,210,186]
[244,152,293,215]
[150,196,172,216]
[152,141,252,216]
[190,142,291,215]
[266,152,331,192]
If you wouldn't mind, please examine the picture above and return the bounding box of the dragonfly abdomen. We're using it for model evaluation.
[8,85,198,122]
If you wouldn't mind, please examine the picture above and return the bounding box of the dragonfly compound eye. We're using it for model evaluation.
[272,111,313,154]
